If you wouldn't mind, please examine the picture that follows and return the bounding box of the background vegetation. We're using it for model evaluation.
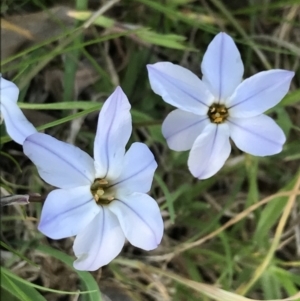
[1,0,300,300]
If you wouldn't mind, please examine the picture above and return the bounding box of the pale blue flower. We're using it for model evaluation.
[147,32,294,179]
[0,76,36,144]
[23,87,163,271]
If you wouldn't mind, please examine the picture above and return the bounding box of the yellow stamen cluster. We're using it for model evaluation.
[208,104,228,124]
[90,178,114,205]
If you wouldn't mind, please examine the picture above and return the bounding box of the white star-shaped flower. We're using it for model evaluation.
[147,32,294,179]
[0,76,36,144]
[23,87,163,271]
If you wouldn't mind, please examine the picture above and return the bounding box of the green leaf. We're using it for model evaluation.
[18,101,98,110]
[1,271,46,301]
[0,241,39,268]
[2,101,158,145]
[275,107,293,138]
[260,272,282,299]
[154,174,176,223]
[280,89,300,107]
[0,151,22,173]
[135,0,216,32]
[37,245,102,301]
[68,11,115,28]
[273,266,300,296]
[69,10,191,50]
[137,29,193,50]
[1,267,93,295]
[253,171,300,245]
[0,104,102,144]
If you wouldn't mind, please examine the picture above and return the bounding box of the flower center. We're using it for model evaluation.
[90,178,114,205]
[208,104,228,124]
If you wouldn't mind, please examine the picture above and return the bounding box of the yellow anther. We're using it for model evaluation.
[90,178,115,205]
[96,189,104,197]
[208,104,228,124]
[98,179,108,185]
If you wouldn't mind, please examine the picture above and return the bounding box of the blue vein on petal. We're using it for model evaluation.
[29,138,92,183]
[149,66,209,107]
[115,198,158,244]
[92,206,105,269]
[218,34,224,103]
[196,125,218,178]
[40,198,93,234]
[227,119,282,147]
[227,75,286,109]
[76,207,104,269]
[109,159,155,188]
[165,116,208,140]
[103,95,118,178]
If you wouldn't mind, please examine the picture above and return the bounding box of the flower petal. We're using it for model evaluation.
[188,123,231,179]
[38,186,100,239]
[108,193,163,251]
[73,208,125,271]
[227,114,285,156]
[111,143,157,195]
[162,109,210,151]
[0,77,19,104]
[1,77,36,145]
[147,62,213,114]
[1,99,37,145]
[201,32,244,102]
[227,70,294,118]
[23,133,95,188]
[94,87,132,180]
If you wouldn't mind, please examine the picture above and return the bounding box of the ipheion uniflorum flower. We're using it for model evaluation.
[147,32,294,179]
[23,87,163,271]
